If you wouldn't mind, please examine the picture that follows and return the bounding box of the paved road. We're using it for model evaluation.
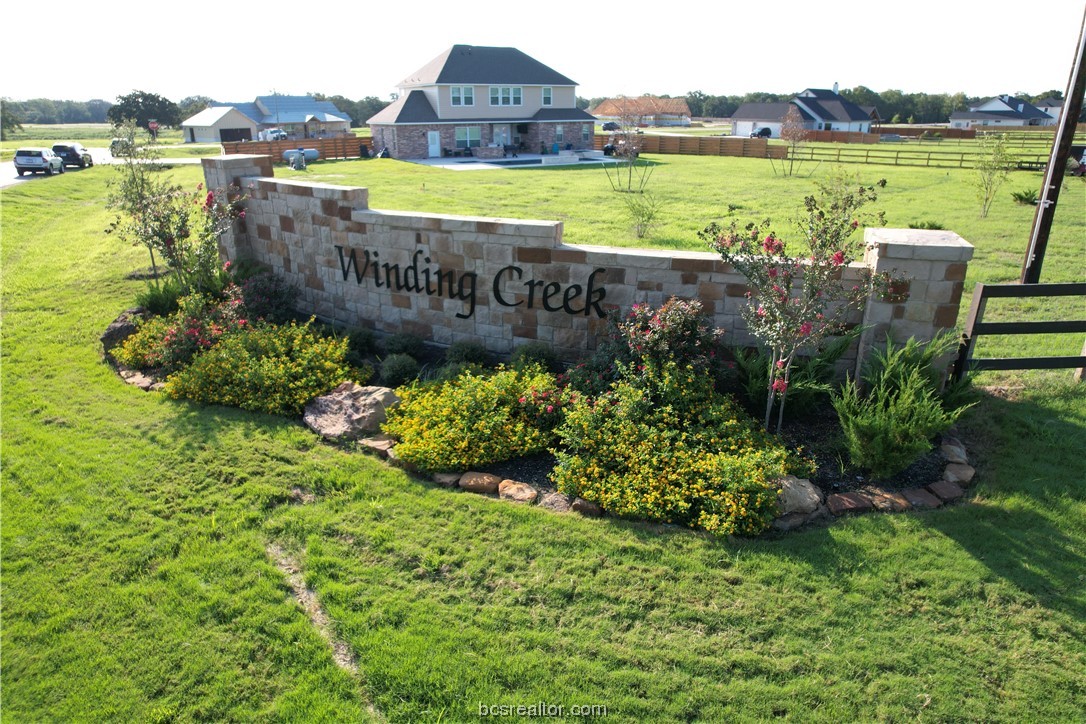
[0,148,206,190]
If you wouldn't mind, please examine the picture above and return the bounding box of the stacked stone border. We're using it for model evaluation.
[351,426,976,534]
[202,155,974,376]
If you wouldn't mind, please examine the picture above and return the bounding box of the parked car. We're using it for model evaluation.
[109,138,134,156]
[750,127,772,138]
[13,148,65,176]
[51,143,94,168]
[601,121,620,131]
[264,128,288,140]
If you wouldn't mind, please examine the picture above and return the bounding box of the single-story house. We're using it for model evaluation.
[367,45,597,159]
[180,95,352,143]
[731,87,873,138]
[949,95,1056,129]
[590,96,692,127]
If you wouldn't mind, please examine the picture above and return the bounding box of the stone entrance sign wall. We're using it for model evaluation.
[203,155,973,368]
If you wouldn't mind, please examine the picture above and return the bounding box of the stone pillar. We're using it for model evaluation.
[857,228,974,377]
[201,155,274,262]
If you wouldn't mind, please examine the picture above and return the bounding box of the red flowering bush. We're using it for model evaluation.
[113,290,248,373]
[699,171,901,432]
[562,297,729,398]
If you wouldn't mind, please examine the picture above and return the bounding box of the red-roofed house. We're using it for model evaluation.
[590,96,692,127]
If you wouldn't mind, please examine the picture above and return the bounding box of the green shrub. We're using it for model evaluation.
[861,330,958,400]
[382,332,424,358]
[1010,188,1039,206]
[135,277,183,316]
[237,271,299,323]
[113,291,246,373]
[380,353,420,388]
[731,329,860,419]
[510,341,559,372]
[563,297,728,397]
[908,220,945,230]
[444,339,492,367]
[832,367,967,480]
[164,319,350,416]
[553,361,809,537]
[347,328,377,357]
[382,365,564,472]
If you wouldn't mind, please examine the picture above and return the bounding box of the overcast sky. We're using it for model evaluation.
[4,1,1084,104]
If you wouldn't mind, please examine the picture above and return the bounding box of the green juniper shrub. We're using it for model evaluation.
[1010,188,1039,206]
[164,319,351,416]
[443,339,493,368]
[135,276,183,316]
[381,364,565,472]
[382,332,425,358]
[908,220,946,230]
[345,328,378,370]
[510,341,560,373]
[380,353,421,388]
[552,360,810,537]
[113,290,247,373]
[861,330,959,401]
[832,366,968,480]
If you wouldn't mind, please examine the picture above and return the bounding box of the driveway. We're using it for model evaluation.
[0,147,206,190]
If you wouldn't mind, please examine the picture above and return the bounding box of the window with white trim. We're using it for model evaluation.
[455,126,481,148]
[542,87,552,106]
[451,86,474,106]
[489,86,523,106]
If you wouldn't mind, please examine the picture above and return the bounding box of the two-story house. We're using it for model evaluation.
[367,45,597,159]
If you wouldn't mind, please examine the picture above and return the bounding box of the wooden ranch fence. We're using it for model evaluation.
[784,145,1050,169]
[223,136,371,162]
[593,135,786,159]
[952,282,1086,382]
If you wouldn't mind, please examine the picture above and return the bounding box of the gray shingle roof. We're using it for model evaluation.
[399,45,577,87]
[730,102,813,122]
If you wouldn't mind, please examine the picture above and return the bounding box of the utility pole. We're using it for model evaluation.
[1020,5,1086,284]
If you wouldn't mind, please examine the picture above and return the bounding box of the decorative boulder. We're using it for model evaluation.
[459,472,502,494]
[539,492,573,513]
[303,383,399,441]
[101,307,148,361]
[498,479,539,504]
[777,476,823,517]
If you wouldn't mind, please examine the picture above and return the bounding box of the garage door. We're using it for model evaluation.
[219,128,253,142]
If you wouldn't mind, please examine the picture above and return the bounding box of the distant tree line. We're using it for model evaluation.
[5,87,1076,130]
[2,91,392,130]
[582,87,1075,124]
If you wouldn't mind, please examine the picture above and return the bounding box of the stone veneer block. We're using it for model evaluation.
[827,492,874,516]
[865,228,974,263]
[901,488,943,509]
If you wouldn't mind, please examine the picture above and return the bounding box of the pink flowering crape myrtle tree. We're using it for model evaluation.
[700,175,893,433]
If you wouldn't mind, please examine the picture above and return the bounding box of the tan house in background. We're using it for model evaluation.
[590,96,692,127]
[367,45,597,159]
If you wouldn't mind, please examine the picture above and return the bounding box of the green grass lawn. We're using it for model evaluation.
[2,156,1084,721]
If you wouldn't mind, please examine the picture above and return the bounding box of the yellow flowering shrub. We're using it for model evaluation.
[164,320,353,416]
[381,365,563,473]
[552,361,810,536]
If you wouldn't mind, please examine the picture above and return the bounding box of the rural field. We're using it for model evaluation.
[2,132,1084,721]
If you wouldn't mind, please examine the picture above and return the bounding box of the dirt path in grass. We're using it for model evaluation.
[266,542,384,721]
